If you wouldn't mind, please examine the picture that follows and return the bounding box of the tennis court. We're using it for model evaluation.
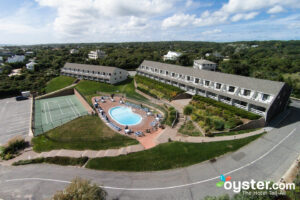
[34,95,88,136]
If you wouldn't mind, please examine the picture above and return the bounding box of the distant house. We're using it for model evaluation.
[61,63,129,84]
[163,51,182,61]
[88,50,106,60]
[70,49,79,54]
[25,51,34,56]
[205,52,223,59]
[7,55,25,63]
[26,61,36,71]
[251,45,259,48]
[193,59,217,71]
[0,56,3,64]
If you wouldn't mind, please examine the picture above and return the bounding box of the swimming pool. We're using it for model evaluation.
[109,106,142,126]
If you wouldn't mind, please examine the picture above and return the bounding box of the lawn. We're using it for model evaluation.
[179,120,203,136]
[75,78,147,104]
[45,76,75,93]
[32,115,138,152]
[86,133,263,171]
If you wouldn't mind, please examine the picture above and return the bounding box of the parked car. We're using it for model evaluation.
[16,96,28,101]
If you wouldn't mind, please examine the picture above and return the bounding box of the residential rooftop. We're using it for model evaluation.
[140,60,285,95]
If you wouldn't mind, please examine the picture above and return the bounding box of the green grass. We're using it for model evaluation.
[12,156,88,167]
[75,78,147,104]
[45,76,75,93]
[32,115,138,152]
[179,120,203,136]
[214,128,260,136]
[86,134,263,171]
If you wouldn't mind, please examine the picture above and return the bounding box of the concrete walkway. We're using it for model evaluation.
[1,144,144,166]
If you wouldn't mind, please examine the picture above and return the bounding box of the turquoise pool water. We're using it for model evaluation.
[109,106,142,126]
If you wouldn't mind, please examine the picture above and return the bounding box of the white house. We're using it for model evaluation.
[70,49,79,54]
[0,56,3,64]
[193,59,217,71]
[88,50,106,60]
[163,51,182,61]
[7,55,25,63]
[26,61,36,71]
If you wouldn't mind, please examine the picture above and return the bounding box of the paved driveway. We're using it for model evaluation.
[0,97,32,145]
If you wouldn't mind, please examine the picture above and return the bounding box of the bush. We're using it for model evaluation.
[137,86,158,99]
[183,105,193,115]
[213,119,225,131]
[1,136,27,160]
[135,75,183,100]
[52,177,107,200]
[12,156,89,166]
[192,95,260,120]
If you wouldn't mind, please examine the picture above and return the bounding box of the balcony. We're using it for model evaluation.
[250,108,265,116]
[233,103,247,110]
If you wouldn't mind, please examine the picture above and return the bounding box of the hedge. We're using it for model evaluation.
[192,95,260,120]
[12,156,89,166]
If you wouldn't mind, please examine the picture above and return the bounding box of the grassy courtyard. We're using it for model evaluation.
[75,78,147,104]
[32,115,138,152]
[45,76,75,93]
[86,134,263,171]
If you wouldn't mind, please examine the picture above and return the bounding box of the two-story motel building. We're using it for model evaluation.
[137,60,291,122]
[61,63,129,84]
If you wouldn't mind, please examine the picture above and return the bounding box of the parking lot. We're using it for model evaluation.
[0,97,32,145]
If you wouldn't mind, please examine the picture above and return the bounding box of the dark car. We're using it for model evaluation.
[16,96,28,101]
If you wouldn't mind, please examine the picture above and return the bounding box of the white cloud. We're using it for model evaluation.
[35,0,175,38]
[267,5,285,14]
[162,14,196,29]
[221,0,300,13]
[201,29,222,35]
[231,12,259,22]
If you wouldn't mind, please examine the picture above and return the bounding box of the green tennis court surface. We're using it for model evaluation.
[34,95,88,136]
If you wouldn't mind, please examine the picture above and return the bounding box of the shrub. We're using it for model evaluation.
[1,136,27,160]
[213,119,225,131]
[52,177,107,200]
[13,156,89,166]
[135,75,183,100]
[192,95,260,120]
[183,105,193,115]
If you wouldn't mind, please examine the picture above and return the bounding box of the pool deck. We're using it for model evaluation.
[92,96,162,149]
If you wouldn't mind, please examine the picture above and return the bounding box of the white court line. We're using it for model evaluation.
[43,102,48,124]
[65,99,77,116]
[68,98,80,116]
[47,102,53,123]
[4,128,297,191]
[57,103,65,115]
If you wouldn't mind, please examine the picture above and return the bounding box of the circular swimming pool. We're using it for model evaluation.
[109,106,142,126]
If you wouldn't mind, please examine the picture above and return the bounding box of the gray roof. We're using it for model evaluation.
[139,60,285,95]
[63,63,119,73]
[194,59,216,65]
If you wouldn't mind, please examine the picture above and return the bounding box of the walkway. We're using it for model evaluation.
[1,144,145,166]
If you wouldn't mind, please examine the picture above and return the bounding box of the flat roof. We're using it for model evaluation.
[63,63,120,73]
[139,60,285,95]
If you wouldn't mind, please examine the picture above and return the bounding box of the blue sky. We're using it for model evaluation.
[0,0,300,44]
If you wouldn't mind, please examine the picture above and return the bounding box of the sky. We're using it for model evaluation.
[0,0,300,44]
